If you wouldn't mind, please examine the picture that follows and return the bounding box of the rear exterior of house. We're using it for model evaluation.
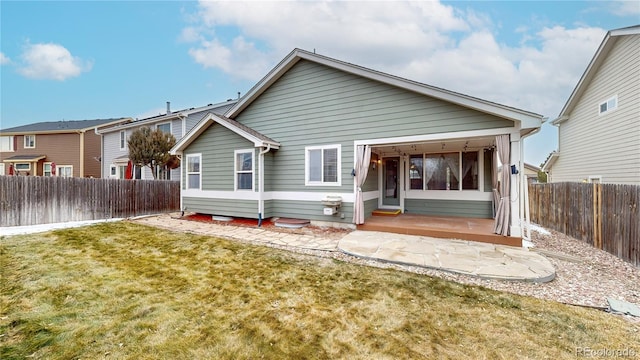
[0,119,129,177]
[99,101,236,179]
[173,49,543,238]
[544,26,640,184]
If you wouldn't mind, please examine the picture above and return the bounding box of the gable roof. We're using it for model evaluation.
[96,100,237,134]
[541,151,559,172]
[172,113,280,153]
[552,25,640,125]
[1,118,130,135]
[226,48,543,129]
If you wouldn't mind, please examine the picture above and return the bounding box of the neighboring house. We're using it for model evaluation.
[0,118,130,178]
[171,49,543,237]
[524,163,541,184]
[97,100,236,180]
[543,25,640,184]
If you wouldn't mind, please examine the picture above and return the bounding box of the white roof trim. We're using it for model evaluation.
[225,48,543,129]
[557,25,640,118]
[98,101,237,134]
[171,113,280,154]
[541,152,559,172]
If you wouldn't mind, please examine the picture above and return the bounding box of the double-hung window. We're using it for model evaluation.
[235,149,254,191]
[305,144,341,186]
[24,135,36,148]
[119,131,126,150]
[186,154,201,190]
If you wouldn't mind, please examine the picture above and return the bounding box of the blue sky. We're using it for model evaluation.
[1,1,638,166]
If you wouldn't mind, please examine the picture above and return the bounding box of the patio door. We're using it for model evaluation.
[382,157,400,207]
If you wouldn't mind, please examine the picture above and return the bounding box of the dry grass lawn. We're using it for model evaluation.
[1,222,638,359]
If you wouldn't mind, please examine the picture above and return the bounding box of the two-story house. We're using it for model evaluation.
[0,118,130,177]
[543,25,640,184]
[97,100,236,179]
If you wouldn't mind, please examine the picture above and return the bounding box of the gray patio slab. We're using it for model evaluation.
[339,230,555,283]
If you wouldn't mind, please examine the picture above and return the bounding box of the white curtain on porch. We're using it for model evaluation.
[493,134,510,236]
[492,148,499,217]
[353,145,372,225]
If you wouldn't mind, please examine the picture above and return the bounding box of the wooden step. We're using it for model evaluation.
[372,209,402,216]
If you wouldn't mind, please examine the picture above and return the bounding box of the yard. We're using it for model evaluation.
[1,222,638,359]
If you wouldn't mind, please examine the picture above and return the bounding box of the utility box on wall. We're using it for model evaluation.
[321,195,342,216]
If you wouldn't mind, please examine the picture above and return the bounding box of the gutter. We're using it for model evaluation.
[518,122,544,244]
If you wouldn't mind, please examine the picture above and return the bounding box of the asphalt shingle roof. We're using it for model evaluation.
[1,118,127,133]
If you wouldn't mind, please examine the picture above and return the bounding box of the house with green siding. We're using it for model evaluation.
[171,49,543,239]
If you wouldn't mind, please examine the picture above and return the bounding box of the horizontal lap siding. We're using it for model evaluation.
[552,35,640,184]
[184,124,255,191]
[364,198,378,218]
[237,60,513,194]
[183,197,257,218]
[267,200,353,223]
[404,199,493,218]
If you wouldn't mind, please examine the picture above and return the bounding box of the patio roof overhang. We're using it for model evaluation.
[369,135,496,157]
[2,155,47,162]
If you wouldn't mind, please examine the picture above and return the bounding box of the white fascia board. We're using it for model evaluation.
[557,31,616,117]
[610,25,640,36]
[541,152,559,172]
[551,115,569,126]
[171,113,279,155]
[354,127,515,147]
[215,116,280,149]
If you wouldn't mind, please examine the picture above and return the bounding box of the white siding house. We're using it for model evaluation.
[543,25,640,184]
[97,100,236,179]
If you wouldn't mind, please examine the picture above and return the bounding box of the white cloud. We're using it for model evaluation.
[18,42,92,81]
[183,1,607,165]
[0,52,10,65]
[608,0,640,17]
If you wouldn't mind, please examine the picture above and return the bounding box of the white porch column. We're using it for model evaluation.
[509,132,522,237]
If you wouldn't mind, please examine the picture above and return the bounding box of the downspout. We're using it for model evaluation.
[95,127,103,178]
[519,126,542,245]
[258,144,272,227]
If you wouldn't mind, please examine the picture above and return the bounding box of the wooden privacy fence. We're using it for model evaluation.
[529,182,639,267]
[0,176,180,227]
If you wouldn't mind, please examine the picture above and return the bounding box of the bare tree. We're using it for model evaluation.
[127,126,178,179]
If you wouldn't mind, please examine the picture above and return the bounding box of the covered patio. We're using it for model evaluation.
[356,213,522,247]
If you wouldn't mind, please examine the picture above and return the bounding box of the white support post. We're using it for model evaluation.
[509,132,522,237]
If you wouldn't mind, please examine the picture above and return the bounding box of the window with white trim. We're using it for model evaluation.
[110,165,117,177]
[186,154,201,189]
[305,144,341,186]
[57,165,73,177]
[44,162,52,176]
[409,151,480,191]
[24,135,36,148]
[156,122,171,134]
[0,136,14,152]
[599,96,617,115]
[120,131,126,150]
[235,149,254,191]
[15,163,30,171]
